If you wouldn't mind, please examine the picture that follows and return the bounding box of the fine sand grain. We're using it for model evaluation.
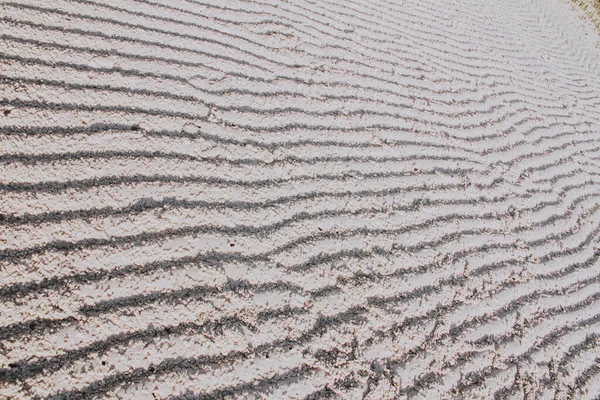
[2,0,600,398]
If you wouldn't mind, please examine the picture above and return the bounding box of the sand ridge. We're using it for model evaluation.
[1,0,600,398]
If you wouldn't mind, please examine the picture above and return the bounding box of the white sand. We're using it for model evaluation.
[1,0,600,398]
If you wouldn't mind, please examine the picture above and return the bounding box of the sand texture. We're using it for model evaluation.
[2,0,600,398]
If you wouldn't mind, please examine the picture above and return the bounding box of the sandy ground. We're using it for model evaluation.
[2,0,600,398]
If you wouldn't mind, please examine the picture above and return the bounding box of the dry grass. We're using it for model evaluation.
[570,0,600,33]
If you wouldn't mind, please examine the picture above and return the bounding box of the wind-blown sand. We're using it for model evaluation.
[2,0,600,398]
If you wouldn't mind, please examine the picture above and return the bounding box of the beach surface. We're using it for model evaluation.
[2,0,600,398]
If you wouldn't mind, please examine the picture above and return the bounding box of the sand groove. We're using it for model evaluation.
[2,0,600,398]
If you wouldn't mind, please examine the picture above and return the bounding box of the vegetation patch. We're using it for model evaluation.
[570,0,600,33]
